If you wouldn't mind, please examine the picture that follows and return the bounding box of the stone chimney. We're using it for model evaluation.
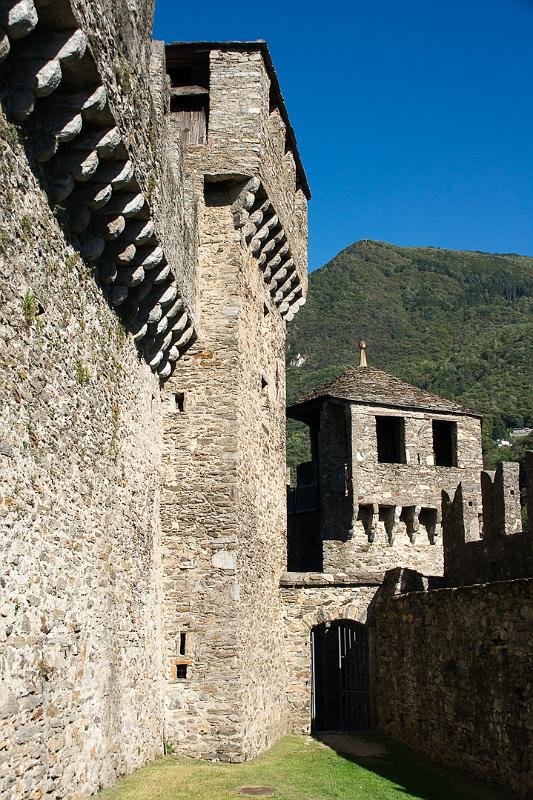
[358,339,367,367]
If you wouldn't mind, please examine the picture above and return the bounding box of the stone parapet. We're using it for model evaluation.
[481,461,522,538]
[375,577,533,796]
[442,456,532,585]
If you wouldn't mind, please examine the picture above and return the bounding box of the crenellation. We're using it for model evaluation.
[441,457,532,585]
[481,460,521,538]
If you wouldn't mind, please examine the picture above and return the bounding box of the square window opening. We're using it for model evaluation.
[432,420,457,467]
[167,49,209,144]
[175,664,188,679]
[170,94,208,144]
[376,416,406,464]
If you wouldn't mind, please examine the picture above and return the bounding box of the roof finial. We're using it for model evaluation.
[358,339,367,367]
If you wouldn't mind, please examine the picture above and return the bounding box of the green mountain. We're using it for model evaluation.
[286,240,533,471]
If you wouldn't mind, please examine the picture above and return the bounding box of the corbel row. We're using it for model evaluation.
[0,0,195,379]
[353,503,440,546]
[231,177,306,322]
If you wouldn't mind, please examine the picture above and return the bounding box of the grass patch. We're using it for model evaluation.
[22,290,40,325]
[75,359,90,386]
[20,215,32,239]
[96,734,509,800]
[116,61,132,94]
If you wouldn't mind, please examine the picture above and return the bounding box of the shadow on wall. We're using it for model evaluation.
[316,733,514,800]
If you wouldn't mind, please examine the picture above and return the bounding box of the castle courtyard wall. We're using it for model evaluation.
[0,113,165,798]
[375,578,533,796]
[280,575,379,733]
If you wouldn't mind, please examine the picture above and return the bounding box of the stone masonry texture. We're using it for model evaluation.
[0,109,165,797]
[160,44,309,759]
[0,0,198,795]
[2,2,531,798]
[375,578,533,796]
[161,203,290,759]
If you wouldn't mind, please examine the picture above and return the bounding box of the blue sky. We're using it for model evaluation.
[154,0,533,270]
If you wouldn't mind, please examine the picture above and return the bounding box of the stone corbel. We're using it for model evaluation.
[231,177,306,321]
[1,0,195,379]
[403,505,422,544]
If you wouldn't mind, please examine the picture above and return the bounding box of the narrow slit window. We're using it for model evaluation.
[179,632,186,655]
[432,420,457,467]
[174,392,185,413]
[375,416,405,464]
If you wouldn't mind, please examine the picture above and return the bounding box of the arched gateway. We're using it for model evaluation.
[311,621,370,732]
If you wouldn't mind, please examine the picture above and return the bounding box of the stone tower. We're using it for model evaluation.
[287,363,483,576]
[160,42,310,760]
[281,362,484,736]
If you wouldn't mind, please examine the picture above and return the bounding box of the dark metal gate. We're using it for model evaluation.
[311,620,370,732]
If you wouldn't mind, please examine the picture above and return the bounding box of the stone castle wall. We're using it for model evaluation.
[280,575,379,733]
[375,578,533,796]
[442,460,533,585]
[0,108,165,797]
[0,0,201,795]
[160,197,244,759]
[235,236,290,759]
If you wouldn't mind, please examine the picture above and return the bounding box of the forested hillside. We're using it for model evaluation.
[286,240,533,469]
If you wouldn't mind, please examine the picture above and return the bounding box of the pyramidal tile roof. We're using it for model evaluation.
[290,366,480,416]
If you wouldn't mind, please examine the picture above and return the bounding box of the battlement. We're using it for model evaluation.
[442,453,533,585]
